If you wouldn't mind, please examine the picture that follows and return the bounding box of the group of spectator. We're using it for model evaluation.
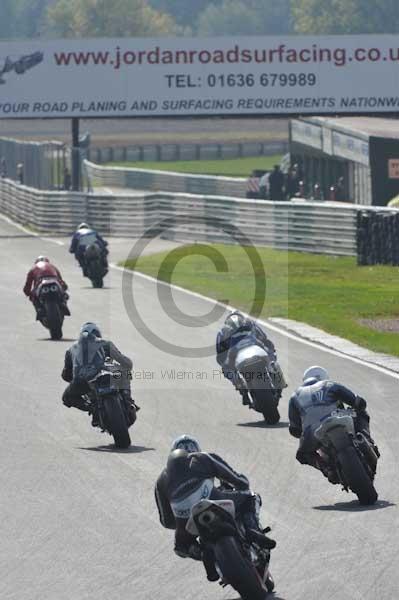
[248,161,348,203]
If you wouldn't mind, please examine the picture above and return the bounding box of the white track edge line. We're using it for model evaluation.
[111,262,399,381]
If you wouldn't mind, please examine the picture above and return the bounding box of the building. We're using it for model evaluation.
[289,116,399,206]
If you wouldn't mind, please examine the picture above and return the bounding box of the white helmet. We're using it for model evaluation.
[78,222,89,230]
[302,366,329,383]
[79,321,101,339]
[171,434,201,453]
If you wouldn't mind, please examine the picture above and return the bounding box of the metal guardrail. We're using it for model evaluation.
[87,140,288,164]
[0,176,361,255]
[84,159,248,198]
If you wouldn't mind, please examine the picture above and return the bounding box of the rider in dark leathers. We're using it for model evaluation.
[62,322,138,425]
[155,435,275,582]
[216,311,286,404]
[289,365,376,481]
[69,223,108,276]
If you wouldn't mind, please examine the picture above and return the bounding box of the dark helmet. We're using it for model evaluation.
[79,321,101,339]
[224,310,252,333]
[35,255,49,264]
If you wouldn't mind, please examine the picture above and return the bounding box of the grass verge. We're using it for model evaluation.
[122,244,399,358]
[106,155,282,178]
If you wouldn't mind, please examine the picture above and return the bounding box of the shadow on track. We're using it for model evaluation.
[38,337,76,342]
[79,444,155,454]
[226,595,287,600]
[313,499,395,512]
[237,420,289,429]
[80,286,114,290]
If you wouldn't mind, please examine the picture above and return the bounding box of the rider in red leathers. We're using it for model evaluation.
[23,256,69,318]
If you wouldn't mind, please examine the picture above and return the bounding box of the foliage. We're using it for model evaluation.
[46,0,180,38]
[291,0,399,34]
[197,0,292,36]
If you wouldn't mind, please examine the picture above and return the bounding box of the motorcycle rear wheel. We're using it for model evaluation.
[214,536,267,600]
[103,396,131,449]
[338,446,378,505]
[45,300,63,340]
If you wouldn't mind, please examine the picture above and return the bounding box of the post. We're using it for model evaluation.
[71,117,80,191]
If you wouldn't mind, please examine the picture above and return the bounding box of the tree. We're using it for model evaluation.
[197,0,292,36]
[0,0,16,39]
[291,0,399,34]
[46,0,180,38]
[148,0,220,27]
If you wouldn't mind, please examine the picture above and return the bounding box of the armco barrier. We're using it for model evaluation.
[1,176,361,255]
[84,160,248,198]
[87,140,289,164]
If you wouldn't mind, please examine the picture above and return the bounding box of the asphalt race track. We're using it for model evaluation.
[0,216,397,600]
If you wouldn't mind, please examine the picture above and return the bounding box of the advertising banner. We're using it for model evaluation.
[1,35,399,118]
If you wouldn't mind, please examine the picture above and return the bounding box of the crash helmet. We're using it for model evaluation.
[224,310,252,333]
[79,321,101,339]
[78,222,89,230]
[171,434,201,453]
[302,365,329,383]
[35,256,49,264]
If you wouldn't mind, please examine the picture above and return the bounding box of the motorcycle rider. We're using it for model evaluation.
[23,256,70,319]
[69,223,108,276]
[289,365,377,482]
[155,434,276,582]
[216,310,287,405]
[61,322,138,425]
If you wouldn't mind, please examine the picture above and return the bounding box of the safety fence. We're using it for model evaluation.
[84,159,248,198]
[86,140,288,164]
[357,210,399,265]
[0,176,362,256]
[0,136,66,190]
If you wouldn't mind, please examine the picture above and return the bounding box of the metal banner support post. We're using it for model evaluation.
[71,117,80,191]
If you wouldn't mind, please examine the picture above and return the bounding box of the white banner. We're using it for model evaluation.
[1,35,399,119]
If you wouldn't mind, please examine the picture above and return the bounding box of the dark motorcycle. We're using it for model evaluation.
[85,358,135,448]
[186,497,275,600]
[84,243,108,288]
[314,408,379,505]
[232,341,281,424]
[35,277,68,340]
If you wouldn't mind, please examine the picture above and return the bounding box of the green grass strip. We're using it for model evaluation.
[106,155,282,178]
[122,244,399,357]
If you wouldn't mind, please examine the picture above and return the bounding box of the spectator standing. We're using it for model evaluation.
[335,176,346,202]
[63,167,72,191]
[285,166,300,199]
[0,157,7,178]
[269,165,285,201]
[259,172,270,199]
[17,163,24,184]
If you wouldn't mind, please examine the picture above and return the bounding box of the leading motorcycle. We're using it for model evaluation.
[85,358,136,448]
[314,408,379,505]
[231,340,281,424]
[35,277,69,340]
[186,497,275,600]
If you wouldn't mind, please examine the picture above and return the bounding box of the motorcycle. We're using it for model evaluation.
[186,496,275,600]
[83,243,108,288]
[231,340,282,424]
[35,277,69,340]
[85,358,136,448]
[314,408,379,505]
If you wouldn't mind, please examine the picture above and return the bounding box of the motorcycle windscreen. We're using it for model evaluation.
[170,479,214,520]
